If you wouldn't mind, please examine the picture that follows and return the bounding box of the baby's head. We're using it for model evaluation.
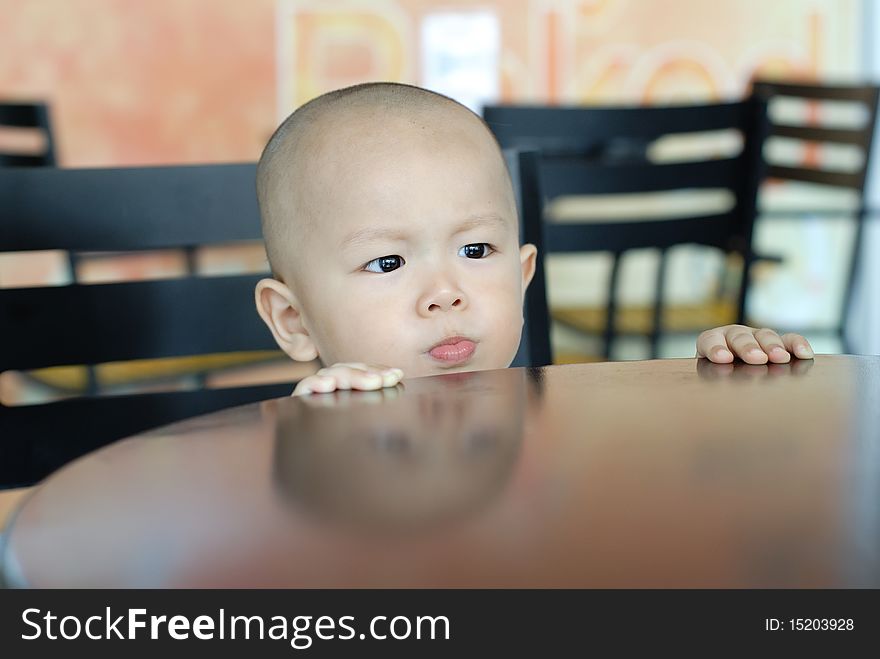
[255,82,536,378]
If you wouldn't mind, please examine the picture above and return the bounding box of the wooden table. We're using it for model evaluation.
[2,356,878,588]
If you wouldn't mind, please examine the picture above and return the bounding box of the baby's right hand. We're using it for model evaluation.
[292,363,404,396]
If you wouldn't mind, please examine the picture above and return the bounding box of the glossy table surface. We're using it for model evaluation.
[2,356,879,588]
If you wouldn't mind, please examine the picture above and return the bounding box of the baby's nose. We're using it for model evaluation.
[429,294,462,312]
[419,286,467,316]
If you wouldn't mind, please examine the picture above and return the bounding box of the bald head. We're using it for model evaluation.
[254,82,538,375]
[256,82,512,282]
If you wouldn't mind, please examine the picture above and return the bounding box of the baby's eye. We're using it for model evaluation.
[459,243,493,259]
[364,255,405,273]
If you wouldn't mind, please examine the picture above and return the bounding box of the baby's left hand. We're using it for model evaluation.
[697,325,814,364]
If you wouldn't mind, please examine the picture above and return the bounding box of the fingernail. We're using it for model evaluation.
[796,345,814,358]
[771,347,787,356]
[716,348,733,360]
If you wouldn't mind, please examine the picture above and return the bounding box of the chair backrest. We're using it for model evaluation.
[751,79,880,343]
[484,99,768,359]
[0,164,292,486]
[0,101,56,167]
[752,80,879,191]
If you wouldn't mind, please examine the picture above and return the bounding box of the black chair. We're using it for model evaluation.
[0,161,552,487]
[0,101,56,166]
[751,79,880,352]
[0,164,294,487]
[485,100,769,360]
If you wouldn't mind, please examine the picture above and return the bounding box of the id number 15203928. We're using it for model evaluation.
[764,619,854,631]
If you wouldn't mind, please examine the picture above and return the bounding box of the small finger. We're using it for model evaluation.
[292,375,336,396]
[314,366,368,390]
[335,366,403,390]
[782,333,814,359]
[754,328,790,364]
[726,329,768,365]
[357,367,404,390]
[341,369,391,391]
[696,329,734,363]
[380,367,404,387]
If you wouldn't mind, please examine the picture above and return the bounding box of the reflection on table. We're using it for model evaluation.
[2,356,878,588]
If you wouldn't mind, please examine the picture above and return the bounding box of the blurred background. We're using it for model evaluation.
[1,0,878,402]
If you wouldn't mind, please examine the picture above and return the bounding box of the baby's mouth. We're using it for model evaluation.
[426,336,477,366]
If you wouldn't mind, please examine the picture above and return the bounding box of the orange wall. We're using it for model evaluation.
[1,0,276,165]
[0,0,861,167]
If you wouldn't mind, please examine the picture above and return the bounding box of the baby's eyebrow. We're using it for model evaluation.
[339,226,409,251]
[454,213,509,234]
[339,214,509,251]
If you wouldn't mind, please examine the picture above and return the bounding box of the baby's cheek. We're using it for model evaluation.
[482,285,526,366]
[499,319,526,366]
[339,324,406,367]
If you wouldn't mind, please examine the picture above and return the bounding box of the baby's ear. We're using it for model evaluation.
[255,278,319,362]
[519,243,537,297]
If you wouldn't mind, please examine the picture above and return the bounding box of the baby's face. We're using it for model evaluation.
[284,111,536,377]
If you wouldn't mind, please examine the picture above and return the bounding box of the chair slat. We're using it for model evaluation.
[0,275,276,371]
[0,103,43,127]
[753,81,878,103]
[544,213,736,253]
[765,164,863,189]
[485,101,754,148]
[540,157,742,196]
[0,153,48,167]
[0,164,262,251]
[771,124,868,146]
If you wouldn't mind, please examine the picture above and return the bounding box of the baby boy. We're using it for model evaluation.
[254,82,813,395]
